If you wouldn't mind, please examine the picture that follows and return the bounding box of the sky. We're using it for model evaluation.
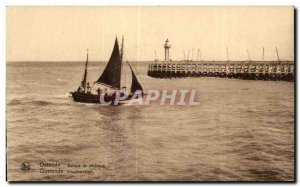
[6,6,294,62]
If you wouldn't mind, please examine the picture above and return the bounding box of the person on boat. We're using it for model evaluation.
[121,87,127,97]
[77,85,83,92]
[96,88,102,95]
[87,82,91,94]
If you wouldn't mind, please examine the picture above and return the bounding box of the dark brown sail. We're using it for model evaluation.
[96,38,122,89]
[126,61,143,93]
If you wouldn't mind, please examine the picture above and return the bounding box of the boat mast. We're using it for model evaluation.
[82,49,89,93]
[120,36,124,62]
[120,36,124,89]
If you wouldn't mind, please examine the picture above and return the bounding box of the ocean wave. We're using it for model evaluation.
[7,99,21,106]
[8,98,72,107]
[30,100,52,106]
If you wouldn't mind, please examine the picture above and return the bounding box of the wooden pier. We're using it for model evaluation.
[147,60,294,82]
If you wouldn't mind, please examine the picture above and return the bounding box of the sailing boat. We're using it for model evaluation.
[70,36,143,104]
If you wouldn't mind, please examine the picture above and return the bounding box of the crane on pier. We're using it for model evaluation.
[154,50,158,62]
[247,49,251,61]
[192,48,194,61]
[199,49,202,61]
[276,47,280,62]
[226,47,229,61]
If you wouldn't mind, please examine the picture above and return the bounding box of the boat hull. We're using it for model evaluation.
[71,91,137,104]
[71,92,101,103]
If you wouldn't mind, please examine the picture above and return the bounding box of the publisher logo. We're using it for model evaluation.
[21,162,30,172]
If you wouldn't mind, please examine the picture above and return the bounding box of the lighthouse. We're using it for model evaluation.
[164,39,171,62]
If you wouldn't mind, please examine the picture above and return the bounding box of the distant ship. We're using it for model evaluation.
[70,36,143,104]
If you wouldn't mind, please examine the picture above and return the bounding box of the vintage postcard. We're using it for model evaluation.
[6,6,294,181]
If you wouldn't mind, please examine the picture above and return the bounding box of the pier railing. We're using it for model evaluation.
[147,60,294,81]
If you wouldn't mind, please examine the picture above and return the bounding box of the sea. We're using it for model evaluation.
[6,61,294,181]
